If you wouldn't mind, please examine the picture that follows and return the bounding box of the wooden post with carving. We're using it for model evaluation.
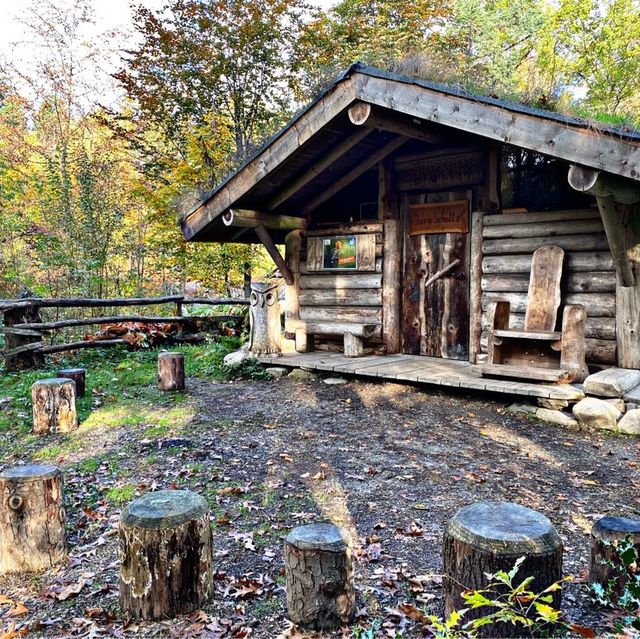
[157,352,185,391]
[0,464,67,573]
[31,378,78,435]
[249,281,282,356]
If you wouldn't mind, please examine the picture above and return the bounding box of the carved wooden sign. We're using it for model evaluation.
[409,200,469,236]
[396,152,485,191]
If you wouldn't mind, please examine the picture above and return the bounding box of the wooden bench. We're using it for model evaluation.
[287,320,381,358]
[473,245,589,383]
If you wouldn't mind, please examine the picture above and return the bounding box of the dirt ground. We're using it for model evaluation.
[1,373,640,638]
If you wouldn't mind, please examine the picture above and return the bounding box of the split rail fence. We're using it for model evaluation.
[0,295,249,370]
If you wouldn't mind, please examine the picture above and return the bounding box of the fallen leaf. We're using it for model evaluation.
[3,603,27,619]
[57,578,86,601]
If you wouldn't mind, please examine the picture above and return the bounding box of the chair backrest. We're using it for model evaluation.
[524,245,565,331]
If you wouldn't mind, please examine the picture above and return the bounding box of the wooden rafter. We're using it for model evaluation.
[266,128,373,210]
[302,136,409,214]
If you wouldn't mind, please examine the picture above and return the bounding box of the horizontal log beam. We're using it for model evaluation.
[19,315,244,331]
[568,165,640,205]
[222,209,306,231]
[0,295,184,311]
[35,339,128,355]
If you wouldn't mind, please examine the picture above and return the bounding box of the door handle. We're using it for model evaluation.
[424,259,461,288]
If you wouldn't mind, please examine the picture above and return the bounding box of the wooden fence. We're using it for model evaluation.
[0,295,249,370]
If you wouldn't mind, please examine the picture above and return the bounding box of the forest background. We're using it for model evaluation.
[0,0,638,301]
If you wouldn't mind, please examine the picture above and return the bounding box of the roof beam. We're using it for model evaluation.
[355,74,640,182]
[223,209,306,231]
[348,101,444,145]
[302,135,409,214]
[254,224,294,285]
[266,128,373,210]
[180,75,358,241]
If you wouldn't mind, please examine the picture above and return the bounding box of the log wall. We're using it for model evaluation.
[479,209,617,366]
[293,223,385,352]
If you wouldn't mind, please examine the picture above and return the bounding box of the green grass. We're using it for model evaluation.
[104,484,137,505]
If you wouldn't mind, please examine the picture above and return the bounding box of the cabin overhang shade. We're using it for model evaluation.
[180,63,640,244]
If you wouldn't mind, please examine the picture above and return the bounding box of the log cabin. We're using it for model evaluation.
[180,63,640,399]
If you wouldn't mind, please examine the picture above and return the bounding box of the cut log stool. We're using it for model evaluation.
[0,464,67,573]
[444,501,563,637]
[119,489,213,620]
[31,378,78,435]
[285,523,355,630]
[157,352,185,391]
[589,516,640,603]
[56,368,86,397]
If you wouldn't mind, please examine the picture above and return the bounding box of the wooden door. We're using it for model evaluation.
[401,192,471,359]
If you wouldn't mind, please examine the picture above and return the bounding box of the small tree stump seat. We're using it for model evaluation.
[56,368,86,397]
[31,378,78,435]
[0,464,67,573]
[589,516,640,603]
[443,501,563,638]
[285,523,356,630]
[119,489,213,620]
[157,352,185,391]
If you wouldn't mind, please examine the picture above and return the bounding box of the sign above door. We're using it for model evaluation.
[408,200,469,235]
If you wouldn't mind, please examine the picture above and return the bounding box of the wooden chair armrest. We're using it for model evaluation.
[488,301,511,331]
[560,304,589,382]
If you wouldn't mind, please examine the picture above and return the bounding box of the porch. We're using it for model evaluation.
[256,350,585,401]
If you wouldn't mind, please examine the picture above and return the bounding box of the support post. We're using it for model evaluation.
[469,211,484,363]
[284,230,301,331]
[3,305,43,371]
[255,224,294,285]
[249,281,282,356]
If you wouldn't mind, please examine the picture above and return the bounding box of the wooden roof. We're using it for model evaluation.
[181,63,640,243]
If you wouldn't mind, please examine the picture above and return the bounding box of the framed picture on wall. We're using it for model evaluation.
[322,235,357,270]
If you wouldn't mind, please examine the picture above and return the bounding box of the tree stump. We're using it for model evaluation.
[3,305,44,371]
[118,489,213,620]
[0,464,67,573]
[56,368,86,398]
[157,352,185,391]
[31,378,78,435]
[443,501,563,638]
[589,516,640,602]
[249,281,281,356]
[284,523,355,630]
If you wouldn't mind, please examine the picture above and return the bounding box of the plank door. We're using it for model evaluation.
[401,191,471,359]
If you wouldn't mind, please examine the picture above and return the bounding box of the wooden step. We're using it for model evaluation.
[472,364,570,383]
[493,329,562,341]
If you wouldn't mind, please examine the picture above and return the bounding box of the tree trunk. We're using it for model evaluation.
[57,368,86,398]
[118,489,213,620]
[589,516,640,603]
[31,378,78,435]
[285,523,355,630]
[4,305,43,371]
[443,501,563,638]
[0,464,67,573]
[157,352,185,391]
[249,281,281,356]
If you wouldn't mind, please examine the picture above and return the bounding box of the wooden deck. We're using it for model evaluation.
[257,351,585,401]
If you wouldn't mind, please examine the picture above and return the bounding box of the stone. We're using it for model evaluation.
[584,368,640,398]
[573,397,621,431]
[507,403,537,415]
[618,409,640,435]
[266,367,289,379]
[535,408,578,427]
[223,349,252,366]
[324,377,348,385]
[288,369,318,381]
[537,398,569,410]
[623,384,640,404]
[605,398,626,413]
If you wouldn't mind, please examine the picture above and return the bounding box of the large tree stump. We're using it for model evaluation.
[3,305,44,371]
[589,516,640,603]
[0,464,67,573]
[31,378,78,435]
[118,490,213,620]
[249,281,281,356]
[157,352,185,391]
[443,501,563,638]
[56,368,86,398]
[284,523,355,630]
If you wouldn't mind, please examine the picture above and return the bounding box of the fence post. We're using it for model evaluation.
[3,305,44,371]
